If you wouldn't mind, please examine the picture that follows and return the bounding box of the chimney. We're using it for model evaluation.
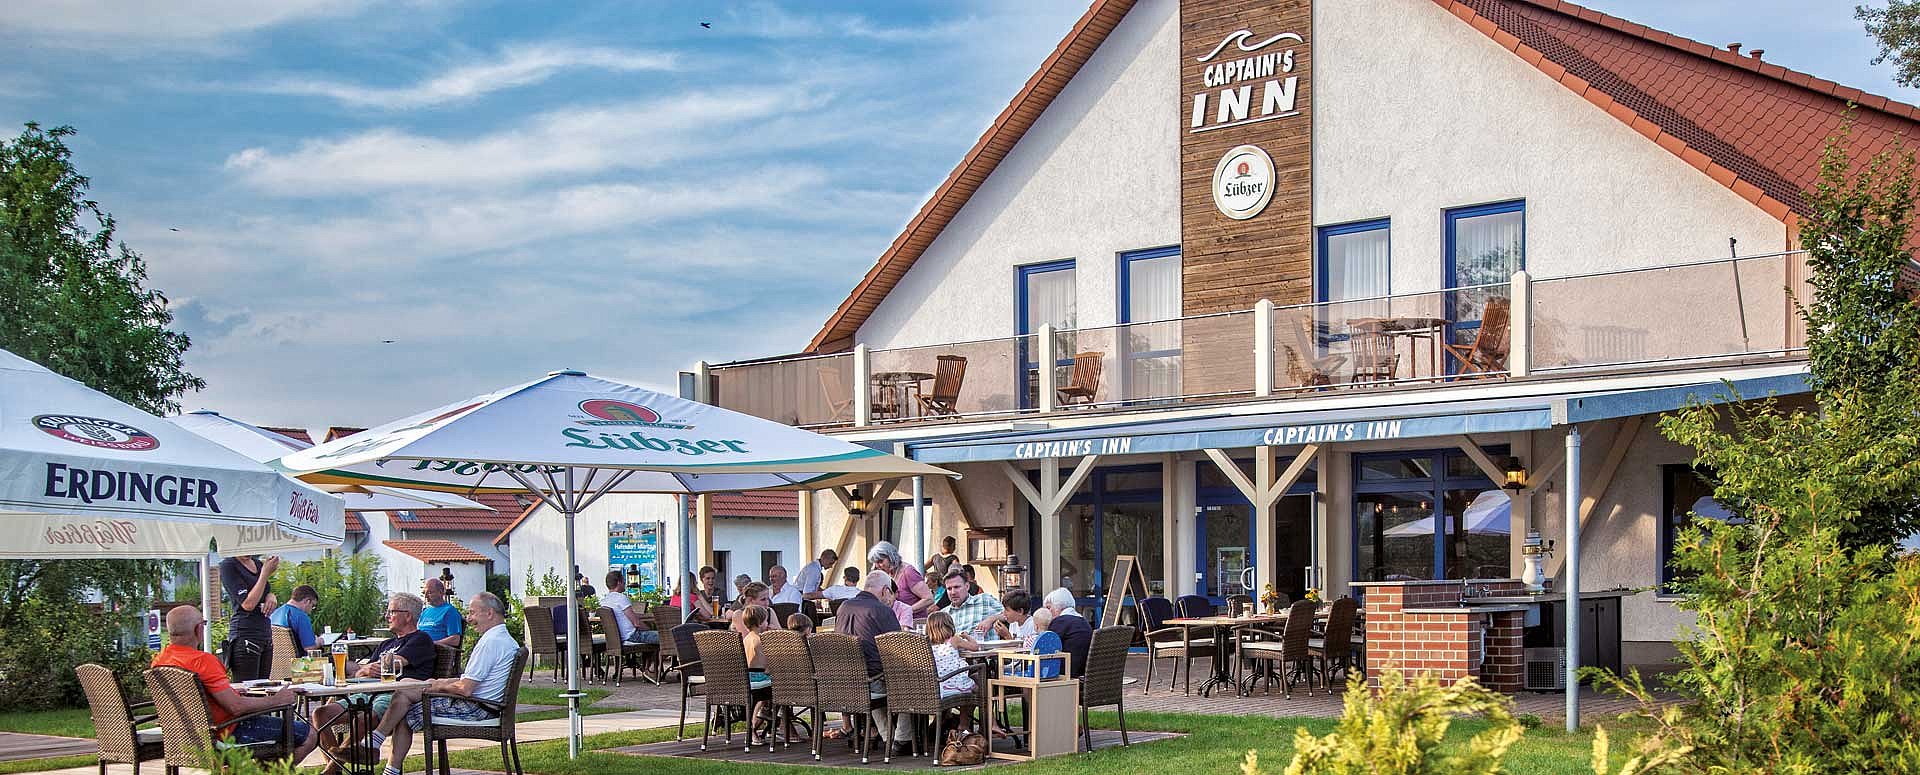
[1749,49,1764,60]
[1725,43,1742,54]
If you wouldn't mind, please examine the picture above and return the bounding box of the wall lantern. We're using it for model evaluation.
[1000,553,1027,593]
[846,486,870,519]
[1501,456,1529,491]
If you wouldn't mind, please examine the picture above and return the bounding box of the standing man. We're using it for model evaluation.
[418,577,465,649]
[926,536,959,587]
[796,549,837,601]
[270,584,320,655]
[219,554,278,680]
[765,565,803,606]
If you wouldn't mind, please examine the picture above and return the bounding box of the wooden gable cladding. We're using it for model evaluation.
[1179,0,1314,315]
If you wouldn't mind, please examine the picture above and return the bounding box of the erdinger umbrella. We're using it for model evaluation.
[274,369,954,756]
[173,410,493,513]
[0,348,345,560]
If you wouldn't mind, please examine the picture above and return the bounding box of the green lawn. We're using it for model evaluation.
[0,687,624,741]
[439,711,1618,775]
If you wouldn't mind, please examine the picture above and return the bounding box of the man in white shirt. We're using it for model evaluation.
[766,565,804,605]
[796,549,837,600]
[366,592,520,775]
[822,565,863,601]
[599,570,658,644]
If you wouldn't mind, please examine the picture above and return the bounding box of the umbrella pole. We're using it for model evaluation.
[564,503,582,757]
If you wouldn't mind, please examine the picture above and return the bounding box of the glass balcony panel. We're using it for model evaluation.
[1529,254,1793,370]
[868,334,1029,422]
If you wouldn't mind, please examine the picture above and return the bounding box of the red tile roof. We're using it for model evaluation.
[323,427,366,442]
[390,492,531,534]
[1441,0,1920,221]
[803,0,1920,353]
[344,512,367,533]
[382,539,491,564]
[261,426,314,445]
[488,491,799,546]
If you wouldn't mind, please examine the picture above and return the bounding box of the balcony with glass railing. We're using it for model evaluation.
[701,252,1807,430]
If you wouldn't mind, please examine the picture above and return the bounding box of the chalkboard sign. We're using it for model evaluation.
[1100,555,1152,628]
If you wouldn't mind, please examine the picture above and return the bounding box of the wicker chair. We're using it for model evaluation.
[1237,599,1322,698]
[594,606,626,687]
[808,633,888,764]
[1140,596,1210,695]
[668,623,708,740]
[433,644,461,678]
[644,605,680,683]
[420,647,528,775]
[1174,594,1215,619]
[692,630,770,753]
[1226,594,1255,617]
[1080,625,1133,751]
[268,627,297,681]
[77,663,162,775]
[758,629,817,755]
[144,666,296,774]
[521,605,560,681]
[874,631,983,764]
[1309,597,1360,685]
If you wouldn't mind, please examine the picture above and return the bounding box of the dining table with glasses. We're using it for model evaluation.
[1344,317,1449,382]
[870,371,934,419]
[238,675,428,775]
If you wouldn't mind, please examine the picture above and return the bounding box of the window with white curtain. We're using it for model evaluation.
[1121,247,1181,402]
[1319,219,1390,308]
[1019,260,1076,407]
[1445,201,1524,346]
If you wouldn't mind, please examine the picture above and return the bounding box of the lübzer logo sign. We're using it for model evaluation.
[1190,26,1304,133]
[1212,145,1276,220]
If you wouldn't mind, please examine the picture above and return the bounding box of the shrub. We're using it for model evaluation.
[0,558,171,710]
[1245,670,1520,775]
[270,552,384,634]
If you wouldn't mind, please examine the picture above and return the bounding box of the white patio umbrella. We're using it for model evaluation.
[0,348,345,648]
[1383,489,1511,537]
[173,410,493,513]
[273,369,954,756]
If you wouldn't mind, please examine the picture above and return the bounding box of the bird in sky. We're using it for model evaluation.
[700,21,711,28]
[381,340,396,344]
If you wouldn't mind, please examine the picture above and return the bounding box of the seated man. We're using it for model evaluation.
[365,592,520,775]
[600,570,657,644]
[821,565,863,601]
[941,569,1003,636]
[317,593,436,752]
[152,606,319,762]
[269,584,320,655]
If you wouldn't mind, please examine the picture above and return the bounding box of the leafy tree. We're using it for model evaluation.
[0,122,202,414]
[1861,1,1920,88]
[0,558,174,709]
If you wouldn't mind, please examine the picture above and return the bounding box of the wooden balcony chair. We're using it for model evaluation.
[268,627,297,681]
[1282,318,1347,387]
[817,368,856,422]
[419,648,529,775]
[758,629,818,755]
[1443,297,1511,377]
[77,663,162,775]
[1081,626,1134,752]
[144,666,297,774]
[1055,351,1104,407]
[917,355,968,417]
[874,631,985,763]
[1347,320,1401,382]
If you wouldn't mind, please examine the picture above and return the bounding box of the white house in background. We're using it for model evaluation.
[380,539,491,601]
[497,491,800,600]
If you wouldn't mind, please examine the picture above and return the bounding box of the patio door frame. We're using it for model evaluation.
[1196,459,1316,604]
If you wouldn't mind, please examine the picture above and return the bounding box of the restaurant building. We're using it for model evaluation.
[689,0,1920,669]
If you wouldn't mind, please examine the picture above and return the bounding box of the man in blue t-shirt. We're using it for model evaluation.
[418,576,464,648]
[268,584,319,654]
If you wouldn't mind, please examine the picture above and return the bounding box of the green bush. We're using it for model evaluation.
[1244,670,1520,775]
[269,552,384,634]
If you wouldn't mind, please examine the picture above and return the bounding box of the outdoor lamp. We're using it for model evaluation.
[1001,553,1026,593]
[1501,456,1529,491]
[847,486,869,519]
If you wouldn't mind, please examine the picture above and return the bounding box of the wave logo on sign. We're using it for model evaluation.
[34,414,160,451]
[1196,29,1303,63]
[574,399,692,430]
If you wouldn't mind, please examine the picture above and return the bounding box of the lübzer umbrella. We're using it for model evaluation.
[0,348,346,649]
[173,410,494,513]
[274,369,955,756]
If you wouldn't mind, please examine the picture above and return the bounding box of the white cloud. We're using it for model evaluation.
[0,0,376,46]
[224,88,824,193]
[254,44,676,109]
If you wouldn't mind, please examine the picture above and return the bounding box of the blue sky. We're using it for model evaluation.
[1,0,1908,428]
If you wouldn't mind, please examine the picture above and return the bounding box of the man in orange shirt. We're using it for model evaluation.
[151,606,318,762]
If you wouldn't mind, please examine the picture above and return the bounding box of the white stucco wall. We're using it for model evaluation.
[1312,0,1787,292]
[853,0,1181,350]
[503,494,800,600]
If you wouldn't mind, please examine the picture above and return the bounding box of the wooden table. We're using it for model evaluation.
[1345,317,1448,382]
[870,371,933,418]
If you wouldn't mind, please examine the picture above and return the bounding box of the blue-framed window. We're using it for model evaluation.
[1660,464,1735,592]
[1352,448,1509,582]
[1017,260,1076,409]
[1316,218,1390,304]
[1024,465,1165,608]
[1444,200,1524,350]
[1119,246,1181,403]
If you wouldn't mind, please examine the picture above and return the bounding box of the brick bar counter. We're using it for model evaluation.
[1351,579,1530,692]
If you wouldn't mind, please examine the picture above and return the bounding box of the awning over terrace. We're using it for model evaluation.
[904,371,1808,463]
